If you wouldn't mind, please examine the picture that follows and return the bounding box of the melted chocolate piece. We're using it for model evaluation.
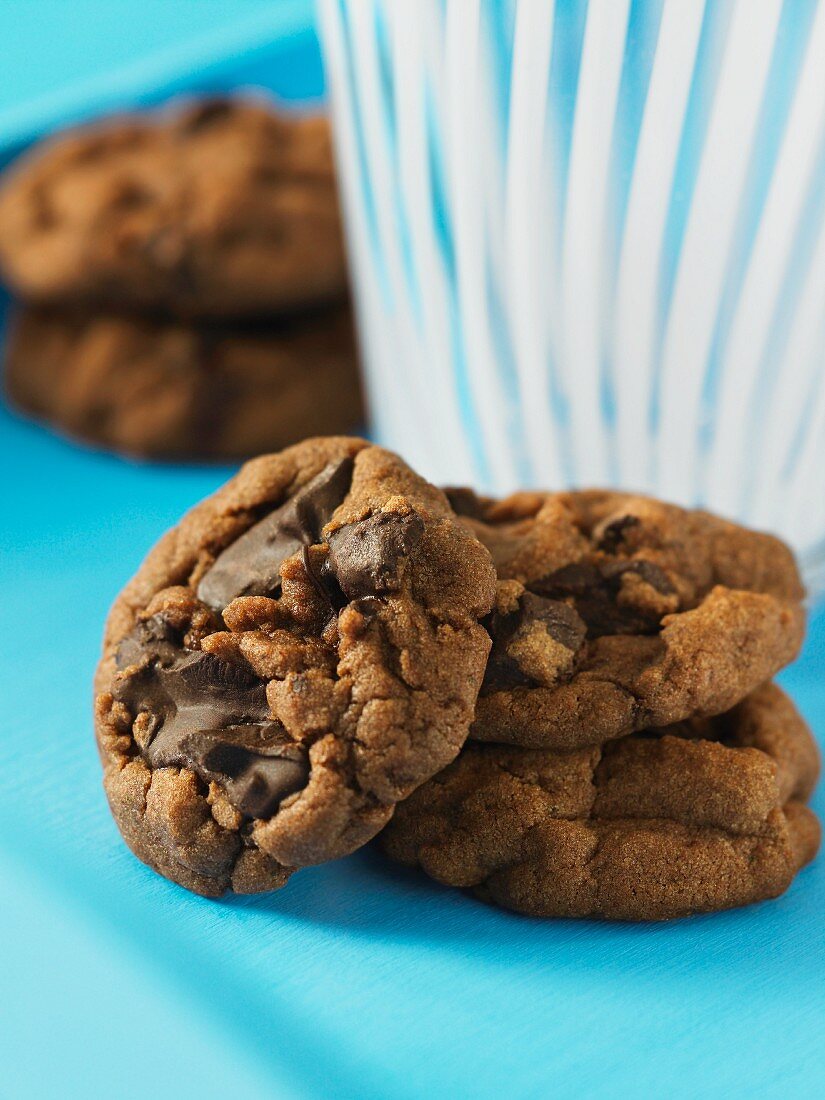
[302,545,348,616]
[531,559,675,637]
[326,512,424,600]
[114,631,308,819]
[115,613,180,669]
[483,592,586,692]
[197,457,354,612]
[184,726,308,820]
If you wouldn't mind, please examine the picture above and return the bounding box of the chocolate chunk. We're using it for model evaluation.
[197,457,354,612]
[483,592,586,692]
[114,631,308,818]
[519,592,588,651]
[534,561,602,599]
[443,486,486,519]
[596,514,640,553]
[184,727,309,819]
[605,559,674,596]
[326,511,424,599]
[115,614,180,669]
[301,545,348,616]
[532,559,675,637]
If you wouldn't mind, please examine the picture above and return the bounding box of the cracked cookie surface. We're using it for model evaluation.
[382,683,821,920]
[0,98,346,318]
[4,303,363,460]
[446,488,806,749]
[95,438,496,896]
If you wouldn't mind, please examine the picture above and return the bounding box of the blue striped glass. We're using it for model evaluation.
[319,0,825,593]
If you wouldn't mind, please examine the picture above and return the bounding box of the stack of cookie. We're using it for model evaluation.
[93,439,820,920]
[383,487,820,920]
[0,99,363,459]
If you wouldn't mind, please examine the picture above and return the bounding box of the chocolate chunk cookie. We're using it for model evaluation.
[446,488,806,750]
[95,438,497,896]
[0,98,346,318]
[4,304,363,460]
[382,683,821,921]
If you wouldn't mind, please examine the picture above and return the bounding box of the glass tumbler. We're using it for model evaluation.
[319,0,825,594]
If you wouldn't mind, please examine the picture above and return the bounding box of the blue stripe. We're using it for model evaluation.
[486,251,533,485]
[482,0,531,484]
[699,0,819,505]
[482,0,517,160]
[602,0,665,487]
[540,0,588,485]
[781,337,825,486]
[606,0,665,281]
[735,33,825,493]
[425,82,490,485]
[338,0,392,307]
[648,0,734,449]
[373,2,423,327]
[547,0,589,265]
[772,140,825,482]
[764,149,825,412]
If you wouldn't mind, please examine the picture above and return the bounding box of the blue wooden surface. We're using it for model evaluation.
[1,6,824,1097]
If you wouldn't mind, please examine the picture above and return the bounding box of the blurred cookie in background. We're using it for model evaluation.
[0,98,348,319]
[4,303,364,461]
[0,95,364,460]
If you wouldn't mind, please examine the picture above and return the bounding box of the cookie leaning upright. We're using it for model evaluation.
[447,488,806,750]
[94,438,497,897]
[0,98,347,318]
[382,683,821,920]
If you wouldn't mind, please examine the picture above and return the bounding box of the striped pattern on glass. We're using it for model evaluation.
[319,0,825,583]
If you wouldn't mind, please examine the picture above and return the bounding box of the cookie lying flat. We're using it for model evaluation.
[446,488,806,750]
[382,683,821,921]
[95,438,497,896]
[4,304,363,460]
[0,98,346,318]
